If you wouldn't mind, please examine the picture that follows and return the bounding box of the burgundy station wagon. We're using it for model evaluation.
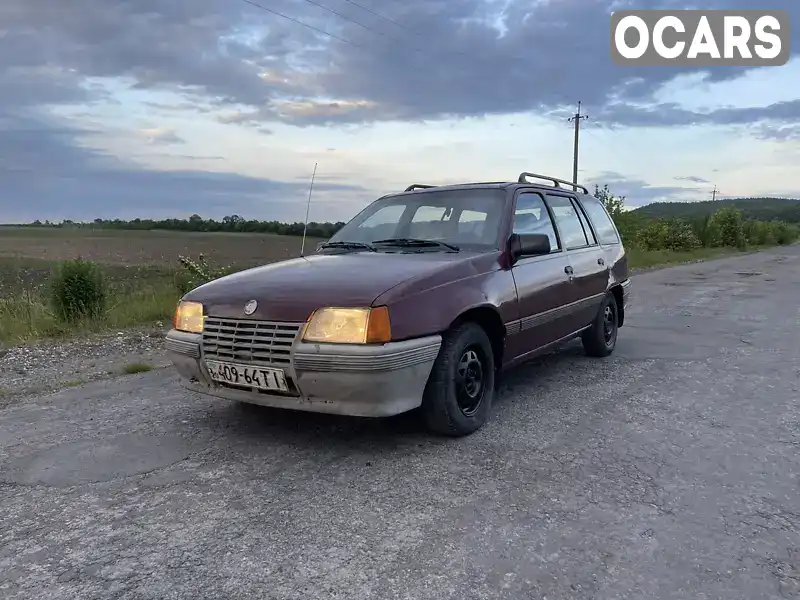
[166,172,632,436]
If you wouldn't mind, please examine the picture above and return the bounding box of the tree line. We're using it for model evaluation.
[18,215,347,239]
[596,185,800,251]
[632,196,800,224]
[13,186,800,250]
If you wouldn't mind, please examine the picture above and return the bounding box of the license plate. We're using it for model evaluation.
[204,360,288,392]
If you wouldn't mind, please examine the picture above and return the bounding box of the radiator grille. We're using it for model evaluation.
[201,317,302,367]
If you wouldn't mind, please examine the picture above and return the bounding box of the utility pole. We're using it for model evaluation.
[568,101,588,187]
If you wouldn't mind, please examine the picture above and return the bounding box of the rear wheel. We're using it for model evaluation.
[581,292,618,357]
[421,322,495,436]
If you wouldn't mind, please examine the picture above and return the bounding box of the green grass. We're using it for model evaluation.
[0,285,178,345]
[0,258,179,345]
[122,362,154,375]
[63,379,87,388]
[626,246,759,270]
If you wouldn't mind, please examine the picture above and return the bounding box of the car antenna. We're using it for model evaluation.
[299,161,318,257]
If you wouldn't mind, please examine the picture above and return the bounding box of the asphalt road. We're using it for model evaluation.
[2,247,799,600]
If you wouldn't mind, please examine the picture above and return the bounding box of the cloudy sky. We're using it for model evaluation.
[1,0,798,224]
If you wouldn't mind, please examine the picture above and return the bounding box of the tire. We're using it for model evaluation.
[421,322,495,436]
[581,292,619,357]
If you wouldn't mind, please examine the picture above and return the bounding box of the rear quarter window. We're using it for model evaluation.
[578,196,620,245]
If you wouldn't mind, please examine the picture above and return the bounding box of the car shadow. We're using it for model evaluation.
[204,340,588,447]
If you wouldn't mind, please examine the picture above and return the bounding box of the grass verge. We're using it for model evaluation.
[0,271,178,346]
[122,362,154,374]
[0,244,785,346]
[626,245,762,271]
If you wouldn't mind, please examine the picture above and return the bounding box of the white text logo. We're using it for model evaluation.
[610,10,790,66]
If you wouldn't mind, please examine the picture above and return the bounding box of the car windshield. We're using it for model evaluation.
[324,188,506,252]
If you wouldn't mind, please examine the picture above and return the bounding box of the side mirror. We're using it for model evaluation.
[508,233,551,261]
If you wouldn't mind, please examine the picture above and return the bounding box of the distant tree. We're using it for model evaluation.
[594,184,625,219]
[19,214,348,238]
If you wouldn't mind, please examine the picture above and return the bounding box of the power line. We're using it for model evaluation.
[339,0,426,38]
[567,101,588,186]
[301,0,473,58]
[240,0,471,62]
[239,0,366,49]
[299,0,393,39]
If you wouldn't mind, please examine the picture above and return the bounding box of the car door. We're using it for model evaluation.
[544,193,609,328]
[505,190,576,360]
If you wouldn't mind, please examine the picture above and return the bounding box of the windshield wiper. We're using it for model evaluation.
[318,241,376,251]
[372,238,460,252]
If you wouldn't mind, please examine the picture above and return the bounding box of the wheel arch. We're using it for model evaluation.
[448,305,506,370]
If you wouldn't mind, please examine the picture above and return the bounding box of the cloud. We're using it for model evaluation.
[752,123,800,141]
[140,128,185,145]
[0,114,369,223]
[675,176,710,183]
[2,0,797,126]
[593,99,800,129]
[585,171,706,207]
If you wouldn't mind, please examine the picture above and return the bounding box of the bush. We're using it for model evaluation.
[689,214,720,247]
[634,220,669,250]
[771,221,799,245]
[663,219,702,251]
[50,259,107,323]
[612,212,645,246]
[707,207,746,249]
[177,254,236,294]
[634,218,701,251]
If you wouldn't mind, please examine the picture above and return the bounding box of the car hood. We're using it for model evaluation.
[183,251,481,322]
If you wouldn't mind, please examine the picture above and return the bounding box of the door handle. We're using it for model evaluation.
[597,257,605,265]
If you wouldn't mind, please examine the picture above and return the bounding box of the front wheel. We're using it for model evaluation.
[421,322,495,436]
[582,292,618,357]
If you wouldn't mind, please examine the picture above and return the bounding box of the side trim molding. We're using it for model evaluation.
[504,292,606,333]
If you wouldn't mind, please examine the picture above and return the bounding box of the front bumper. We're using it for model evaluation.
[165,329,442,417]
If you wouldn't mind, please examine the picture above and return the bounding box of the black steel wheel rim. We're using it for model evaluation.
[603,302,617,346]
[455,345,487,416]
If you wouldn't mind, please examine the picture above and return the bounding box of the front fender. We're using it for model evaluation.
[376,269,518,342]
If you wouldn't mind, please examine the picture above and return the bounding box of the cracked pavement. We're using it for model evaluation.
[1,247,799,600]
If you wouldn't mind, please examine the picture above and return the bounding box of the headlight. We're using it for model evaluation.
[302,306,391,344]
[173,300,205,333]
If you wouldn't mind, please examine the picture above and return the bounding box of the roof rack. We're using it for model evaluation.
[404,184,436,192]
[518,172,589,195]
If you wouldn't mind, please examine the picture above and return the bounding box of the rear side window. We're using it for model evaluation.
[578,195,620,245]
[545,194,590,250]
[572,198,597,245]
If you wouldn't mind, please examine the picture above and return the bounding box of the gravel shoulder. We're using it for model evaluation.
[0,328,169,405]
[1,247,799,600]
